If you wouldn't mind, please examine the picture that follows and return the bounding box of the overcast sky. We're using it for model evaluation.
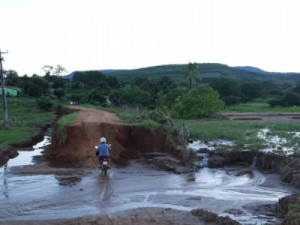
[1,0,300,76]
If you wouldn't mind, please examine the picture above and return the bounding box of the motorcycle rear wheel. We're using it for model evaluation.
[102,166,108,176]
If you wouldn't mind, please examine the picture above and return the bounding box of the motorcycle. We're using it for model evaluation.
[100,157,109,176]
[95,146,110,176]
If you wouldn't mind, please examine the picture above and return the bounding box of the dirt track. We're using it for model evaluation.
[72,106,121,124]
[48,107,129,167]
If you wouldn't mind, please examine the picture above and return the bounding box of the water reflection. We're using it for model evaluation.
[6,134,51,168]
[2,164,8,198]
[0,131,51,199]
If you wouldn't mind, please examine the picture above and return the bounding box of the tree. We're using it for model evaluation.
[106,76,120,89]
[53,65,67,76]
[154,76,177,94]
[281,91,300,106]
[42,64,67,76]
[111,84,151,107]
[68,93,83,104]
[42,65,54,76]
[5,70,19,86]
[171,85,224,119]
[157,87,186,109]
[134,77,153,92]
[210,78,241,105]
[88,89,106,105]
[294,82,300,94]
[52,77,65,89]
[240,82,263,102]
[73,71,106,88]
[269,91,300,107]
[53,88,65,99]
[26,75,50,97]
[183,63,199,89]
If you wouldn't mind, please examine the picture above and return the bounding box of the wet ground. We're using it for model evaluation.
[0,136,298,225]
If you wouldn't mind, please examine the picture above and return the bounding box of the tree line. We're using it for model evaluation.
[2,63,300,119]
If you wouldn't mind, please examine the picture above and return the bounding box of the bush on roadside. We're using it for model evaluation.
[37,95,54,111]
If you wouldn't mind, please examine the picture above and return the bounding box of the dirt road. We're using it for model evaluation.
[71,106,121,124]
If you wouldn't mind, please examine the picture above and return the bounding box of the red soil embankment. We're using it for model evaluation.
[48,107,184,167]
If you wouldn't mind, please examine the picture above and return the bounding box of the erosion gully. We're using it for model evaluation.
[0,132,298,225]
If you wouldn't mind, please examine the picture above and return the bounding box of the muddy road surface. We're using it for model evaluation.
[0,135,297,225]
[1,109,299,225]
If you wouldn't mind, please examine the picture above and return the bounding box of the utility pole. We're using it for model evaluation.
[0,50,9,129]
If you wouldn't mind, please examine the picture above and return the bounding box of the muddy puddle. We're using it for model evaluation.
[0,134,298,225]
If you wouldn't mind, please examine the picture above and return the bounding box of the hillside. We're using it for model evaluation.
[64,63,300,84]
[104,63,300,83]
[235,66,267,73]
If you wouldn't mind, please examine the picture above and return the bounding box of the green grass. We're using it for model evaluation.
[0,97,53,149]
[55,112,77,145]
[116,110,141,121]
[173,119,300,150]
[225,102,300,112]
[137,119,161,131]
[57,112,77,127]
[0,127,28,148]
[113,109,162,130]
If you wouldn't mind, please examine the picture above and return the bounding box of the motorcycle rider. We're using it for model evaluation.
[96,137,111,167]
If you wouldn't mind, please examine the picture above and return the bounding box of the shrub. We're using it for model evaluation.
[37,95,53,111]
[171,85,224,119]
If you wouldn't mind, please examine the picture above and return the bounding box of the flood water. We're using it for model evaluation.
[0,135,298,225]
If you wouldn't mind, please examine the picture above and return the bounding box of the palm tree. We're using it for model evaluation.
[183,62,199,89]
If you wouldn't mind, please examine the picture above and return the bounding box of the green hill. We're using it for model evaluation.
[104,63,300,84]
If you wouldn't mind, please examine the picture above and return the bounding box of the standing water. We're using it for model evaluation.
[1,131,52,200]
[0,135,298,225]
[5,135,51,168]
[186,140,297,224]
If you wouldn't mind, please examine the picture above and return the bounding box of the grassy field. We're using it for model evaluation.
[173,119,300,151]
[225,101,300,112]
[0,97,53,149]
[3,98,296,151]
[81,104,300,150]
